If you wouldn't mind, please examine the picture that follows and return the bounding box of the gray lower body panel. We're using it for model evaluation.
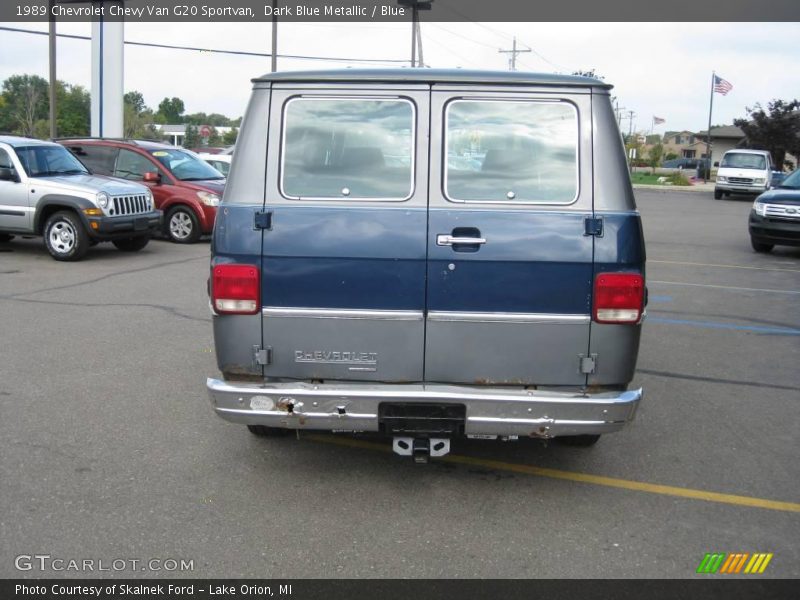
[207,378,642,438]
[261,308,424,382]
[425,314,591,385]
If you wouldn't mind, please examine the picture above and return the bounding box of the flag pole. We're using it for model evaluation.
[704,71,715,183]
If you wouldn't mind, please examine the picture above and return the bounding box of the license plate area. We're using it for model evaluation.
[134,217,150,231]
[378,403,466,436]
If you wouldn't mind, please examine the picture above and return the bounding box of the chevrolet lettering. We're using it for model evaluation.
[206,69,646,461]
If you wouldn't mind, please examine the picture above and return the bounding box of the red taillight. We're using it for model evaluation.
[212,264,260,315]
[593,272,644,324]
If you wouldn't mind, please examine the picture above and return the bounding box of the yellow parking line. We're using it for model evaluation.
[305,434,800,514]
[650,260,800,274]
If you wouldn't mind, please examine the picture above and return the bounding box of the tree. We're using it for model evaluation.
[183,124,200,149]
[206,126,222,147]
[55,82,90,136]
[124,91,147,114]
[183,112,208,125]
[1,74,49,136]
[124,90,156,138]
[572,69,603,80]
[647,143,664,174]
[157,96,185,123]
[222,128,238,145]
[733,99,800,169]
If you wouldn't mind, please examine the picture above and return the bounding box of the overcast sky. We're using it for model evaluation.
[1,20,798,134]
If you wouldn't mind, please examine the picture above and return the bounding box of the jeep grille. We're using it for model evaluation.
[111,194,151,216]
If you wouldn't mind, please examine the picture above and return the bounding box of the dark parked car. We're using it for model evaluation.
[749,168,800,252]
[661,157,709,170]
[59,138,225,243]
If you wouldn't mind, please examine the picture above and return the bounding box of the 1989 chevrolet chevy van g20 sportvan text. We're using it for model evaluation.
[206,70,646,461]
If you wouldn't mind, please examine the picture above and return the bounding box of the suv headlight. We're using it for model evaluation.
[145,188,154,209]
[197,191,220,207]
[716,176,727,183]
[96,191,109,208]
[753,200,767,216]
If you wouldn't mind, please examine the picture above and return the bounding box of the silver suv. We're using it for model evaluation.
[0,135,161,261]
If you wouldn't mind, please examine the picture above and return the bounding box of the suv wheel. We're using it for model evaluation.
[44,211,90,261]
[112,236,150,252]
[750,237,773,253]
[0,233,14,243]
[247,425,290,437]
[165,206,201,244]
[713,189,723,199]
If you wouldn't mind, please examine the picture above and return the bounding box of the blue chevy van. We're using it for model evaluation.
[206,70,645,461]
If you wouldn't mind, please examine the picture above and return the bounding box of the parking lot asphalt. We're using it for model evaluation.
[1,190,798,579]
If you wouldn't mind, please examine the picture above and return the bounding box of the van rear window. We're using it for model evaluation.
[281,98,415,200]
[444,100,578,204]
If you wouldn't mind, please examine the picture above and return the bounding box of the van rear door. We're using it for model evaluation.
[259,85,430,382]
[425,87,595,386]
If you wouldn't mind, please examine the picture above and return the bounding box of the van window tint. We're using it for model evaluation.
[445,100,578,203]
[281,98,414,200]
[720,153,767,170]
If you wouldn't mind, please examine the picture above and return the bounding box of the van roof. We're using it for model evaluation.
[253,68,613,90]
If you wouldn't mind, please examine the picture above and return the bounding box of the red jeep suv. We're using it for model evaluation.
[59,138,225,243]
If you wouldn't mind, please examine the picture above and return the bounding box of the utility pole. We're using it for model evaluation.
[48,0,56,139]
[627,110,636,139]
[398,0,433,67]
[498,37,531,71]
[615,100,626,128]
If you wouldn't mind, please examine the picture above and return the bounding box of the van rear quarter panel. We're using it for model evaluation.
[588,92,645,385]
[211,88,270,377]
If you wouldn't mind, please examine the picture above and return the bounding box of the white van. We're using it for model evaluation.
[714,149,773,199]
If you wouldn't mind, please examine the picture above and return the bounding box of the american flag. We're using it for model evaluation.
[653,116,666,125]
[714,75,733,95]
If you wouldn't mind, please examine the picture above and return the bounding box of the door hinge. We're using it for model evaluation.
[254,211,272,230]
[254,345,272,366]
[584,216,603,237]
[579,354,597,374]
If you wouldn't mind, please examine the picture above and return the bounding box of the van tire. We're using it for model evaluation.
[113,236,150,252]
[247,425,290,437]
[44,210,90,261]
[165,206,201,244]
[713,189,723,199]
[0,233,14,242]
[557,434,601,447]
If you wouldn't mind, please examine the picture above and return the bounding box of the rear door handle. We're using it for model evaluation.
[436,234,487,246]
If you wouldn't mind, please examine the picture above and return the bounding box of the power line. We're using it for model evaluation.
[0,26,408,64]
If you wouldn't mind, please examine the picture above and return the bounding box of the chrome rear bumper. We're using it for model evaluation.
[207,378,642,438]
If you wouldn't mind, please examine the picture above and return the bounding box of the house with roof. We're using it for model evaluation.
[662,130,702,158]
[694,125,746,166]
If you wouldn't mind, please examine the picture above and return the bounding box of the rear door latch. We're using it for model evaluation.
[584,216,603,237]
[254,211,272,230]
